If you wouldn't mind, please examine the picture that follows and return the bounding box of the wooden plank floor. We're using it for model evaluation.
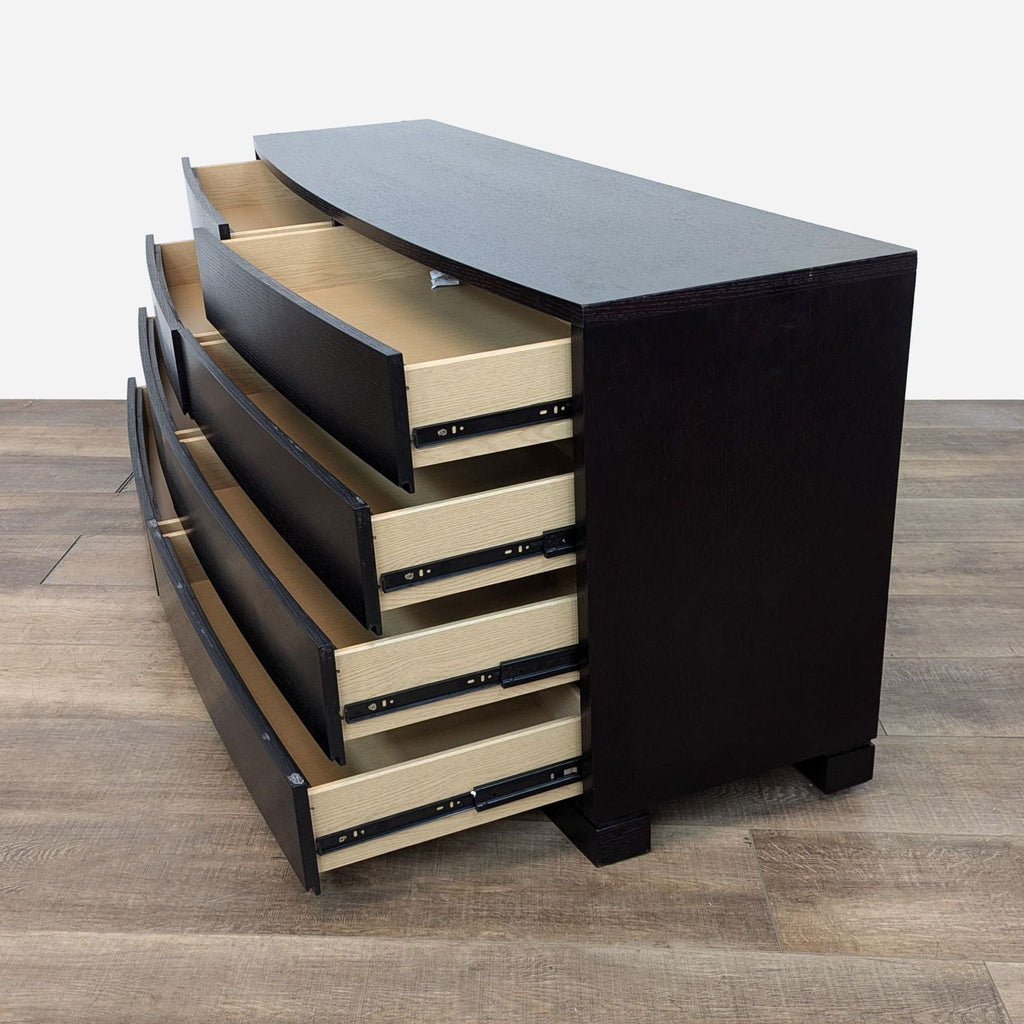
[0,398,1021,1023]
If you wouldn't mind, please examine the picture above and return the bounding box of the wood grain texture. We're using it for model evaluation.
[885,595,1024,658]
[903,400,1024,428]
[661,736,1024,837]
[0,398,126,428]
[405,336,571,426]
[0,425,128,457]
[0,799,775,947]
[893,499,1024,542]
[0,534,76,583]
[0,584,171,645]
[193,158,330,235]
[255,121,913,323]
[988,963,1024,1024]
[900,428,1024,461]
[881,659,1024,736]
[42,533,151,586]
[139,320,344,762]
[337,592,577,713]
[0,642,199,718]
[158,273,384,631]
[4,395,1023,1009]
[0,934,1009,1024]
[897,461,1024,498]
[0,492,139,534]
[311,687,581,867]
[889,542,1024,593]
[754,829,1024,960]
[372,472,574,570]
[0,455,131,492]
[194,226,415,489]
[579,274,913,821]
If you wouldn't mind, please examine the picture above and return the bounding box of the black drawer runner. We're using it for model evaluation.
[411,399,572,449]
[379,525,579,593]
[344,644,581,723]
[314,758,584,856]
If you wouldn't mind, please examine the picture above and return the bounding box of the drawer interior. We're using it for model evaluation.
[159,244,572,513]
[224,225,570,366]
[149,394,579,737]
[171,234,573,468]
[169,526,581,871]
[193,160,331,236]
[181,423,576,639]
[206,338,573,513]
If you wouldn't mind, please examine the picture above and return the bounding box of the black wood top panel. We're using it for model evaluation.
[255,120,915,323]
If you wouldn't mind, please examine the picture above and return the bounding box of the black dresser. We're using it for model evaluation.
[133,120,915,892]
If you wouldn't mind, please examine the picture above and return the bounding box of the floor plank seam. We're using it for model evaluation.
[0,926,1012,971]
[984,962,1016,1023]
[37,535,80,584]
[747,828,785,952]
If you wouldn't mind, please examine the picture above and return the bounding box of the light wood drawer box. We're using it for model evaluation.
[136,310,580,764]
[183,157,332,239]
[187,211,573,490]
[129,374,582,893]
[147,237,576,634]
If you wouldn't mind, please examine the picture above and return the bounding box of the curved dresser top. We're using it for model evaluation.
[254,119,915,325]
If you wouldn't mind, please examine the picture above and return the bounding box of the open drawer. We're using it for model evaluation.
[128,377,583,892]
[191,222,573,489]
[183,157,332,239]
[148,237,577,630]
[136,310,580,763]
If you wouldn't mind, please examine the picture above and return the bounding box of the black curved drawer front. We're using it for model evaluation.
[193,226,414,490]
[127,375,320,893]
[147,238,383,634]
[136,310,345,762]
[182,157,230,240]
[146,235,190,415]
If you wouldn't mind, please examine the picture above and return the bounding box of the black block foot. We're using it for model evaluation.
[545,798,651,866]
[796,741,875,794]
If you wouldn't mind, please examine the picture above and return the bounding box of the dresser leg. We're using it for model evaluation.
[545,798,651,866]
[796,741,875,794]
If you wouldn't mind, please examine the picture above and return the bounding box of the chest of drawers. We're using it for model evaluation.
[132,120,915,892]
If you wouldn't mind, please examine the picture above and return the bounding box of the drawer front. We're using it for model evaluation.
[147,236,384,634]
[194,225,415,489]
[136,311,344,762]
[127,376,320,893]
[193,222,573,491]
[132,374,583,887]
[153,237,576,618]
[146,234,190,414]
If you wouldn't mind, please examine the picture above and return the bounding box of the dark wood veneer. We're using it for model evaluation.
[193,227,415,490]
[127,376,320,892]
[255,120,915,324]
[136,310,345,763]
[146,235,190,415]
[146,238,383,634]
[182,157,230,240]
[175,121,917,861]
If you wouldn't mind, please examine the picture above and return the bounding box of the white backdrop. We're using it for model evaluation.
[4,1,1020,398]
